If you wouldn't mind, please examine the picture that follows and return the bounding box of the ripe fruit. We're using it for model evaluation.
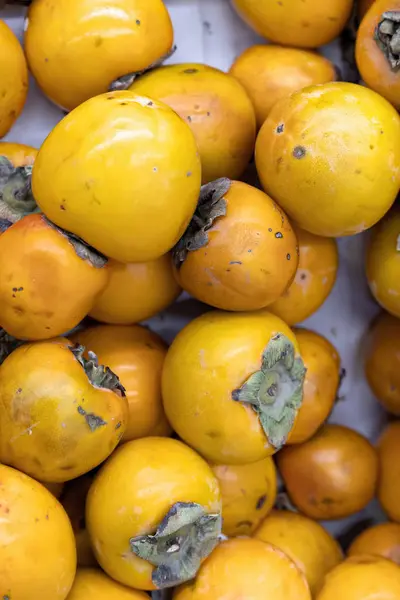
[256,82,400,237]
[71,324,172,442]
[173,179,299,311]
[25,0,174,111]
[231,0,353,48]
[130,64,256,183]
[162,310,306,464]
[230,45,336,129]
[173,537,311,600]
[67,568,149,599]
[348,522,400,565]
[316,555,400,600]
[365,312,400,415]
[288,329,340,444]
[277,424,378,519]
[255,510,343,596]
[0,20,28,137]
[269,227,338,325]
[0,214,109,340]
[89,254,181,325]
[86,437,222,590]
[32,91,201,263]
[0,338,128,482]
[366,207,400,318]
[0,464,76,600]
[378,421,400,522]
[356,0,400,110]
[211,456,277,537]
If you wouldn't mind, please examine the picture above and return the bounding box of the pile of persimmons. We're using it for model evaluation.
[1,0,400,598]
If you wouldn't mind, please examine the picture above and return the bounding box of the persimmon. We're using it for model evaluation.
[0,20,28,137]
[378,421,400,522]
[67,569,149,599]
[173,179,299,311]
[348,522,400,565]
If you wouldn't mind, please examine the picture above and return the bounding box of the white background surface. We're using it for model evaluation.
[1,0,388,538]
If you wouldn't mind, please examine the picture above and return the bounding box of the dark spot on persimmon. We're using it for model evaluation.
[256,494,267,510]
[183,68,198,74]
[268,228,272,232]
[321,497,335,505]
[275,232,283,238]
[300,273,307,280]
[369,144,374,150]
[147,101,153,106]
[187,116,192,123]
[276,123,284,133]
[229,261,242,265]
[207,431,220,438]
[287,253,291,260]
[293,146,306,159]
[94,37,103,47]
[60,205,66,210]
[8,110,16,119]
[115,422,122,430]
[136,19,141,25]
[187,171,192,177]
[60,464,75,471]
[120,102,128,106]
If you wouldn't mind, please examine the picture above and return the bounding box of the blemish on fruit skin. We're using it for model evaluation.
[293,146,306,159]
[275,232,283,239]
[229,261,242,265]
[276,123,284,134]
[287,253,291,260]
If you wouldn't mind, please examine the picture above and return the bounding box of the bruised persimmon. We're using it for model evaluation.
[25,0,174,111]
[71,324,172,442]
[366,207,400,318]
[365,312,400,415]
[162,310,306,464]
[288,328,341,444]
[269,227,338,325]
[230,45,336,129]
[211,456,277,537]
[277,424,379,520]
[0,338,128,482]
[0,20,28,138]
[231,0,353,48]
[0,214,108,340]
[173,179,298,312]
[86,437,222,590]
[378,421,400,522]
[356,0,400,110]
[129,63,256,183]
[348,522,400,565]
[89,254,181,325]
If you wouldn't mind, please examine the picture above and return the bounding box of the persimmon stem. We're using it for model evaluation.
[0,157,38,223]
[70,344,126,396]
[109,46,177,91]
[375,11,400,71]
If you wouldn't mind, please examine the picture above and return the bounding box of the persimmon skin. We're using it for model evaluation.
[67,569,149,599]
[348,522,400,565]
[231,0,353,48]
[89,254,181,325]
[378,421,400,522]
[174,180,299,312]
[269,227,338,325]
[277,424,379,520]
[0,21,28,138]
[0,214,108,340]
[230,45,336,129]
[366,207,400,318]
[71,324,172,442]
[130,63,256,184]
[0,142,37,166]
[356,0,400,110]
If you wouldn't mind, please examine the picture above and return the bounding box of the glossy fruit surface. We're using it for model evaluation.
[25,0,174,111]
[255,509,343,596]
[0,142,37,166]
[71,324,172,442]
[67,569,149,599]
[316,555,400,600]
[232,0,353,48]
[89,254,181,324]
[162,310,306,464]
[32,91,201,263]
[0,214,108,340]
[277,424,378,520]
[269,228,338,325]
[256,82,400,237]
[378,421,400,522]
[173,537,311,600]
[130,63,256,183]
[0,464,76,600]
[348,522,400,565]
[86,437,222,590]
[0,338,128,482]
[288,329,340,444]
[365,312,400,415]
[173,179,298,311]
[211,456,277,537]
[0,20,28,138]
[230,45,336,129]
[366,207,400,318]
[356,0,400,110]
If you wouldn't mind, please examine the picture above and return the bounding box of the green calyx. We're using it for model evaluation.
[130,502,222,590]
[43,217,107,268]
[109,46,177,91]
[375,11,400,70]
[0,156,38,223]
[173,178,231,268]
[232,333,306,450]
[69,344,126,396]
[0,329,23,365]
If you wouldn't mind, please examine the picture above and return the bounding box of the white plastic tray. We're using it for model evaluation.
[1,0,387,538]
